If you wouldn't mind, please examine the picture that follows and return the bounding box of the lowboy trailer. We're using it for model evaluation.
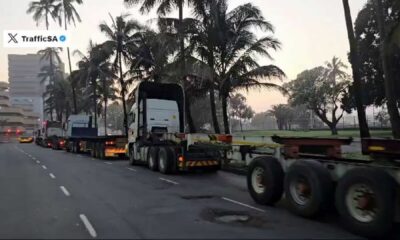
[232,135,400,239]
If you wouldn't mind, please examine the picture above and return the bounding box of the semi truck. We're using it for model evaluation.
[225,135,400,239]
[35,121,63,148]
[126,82,226,173]
[63,115,127,159]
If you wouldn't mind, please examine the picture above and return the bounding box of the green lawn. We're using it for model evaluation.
[233,129,392,138]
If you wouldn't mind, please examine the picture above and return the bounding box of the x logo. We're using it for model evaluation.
[8,33,18,43]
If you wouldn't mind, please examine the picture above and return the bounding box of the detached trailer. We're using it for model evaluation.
[235,136,400,238]
[64,115,127,159]
[126,82,227,174]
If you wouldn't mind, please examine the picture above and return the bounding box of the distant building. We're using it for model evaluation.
[8,53,64,121]
[0,81,39,134]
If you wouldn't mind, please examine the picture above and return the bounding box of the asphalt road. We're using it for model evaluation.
[0,142,362,239]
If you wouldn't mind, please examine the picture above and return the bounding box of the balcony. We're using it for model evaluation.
[0,99,11,107]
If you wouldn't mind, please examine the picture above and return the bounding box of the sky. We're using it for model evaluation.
[0,0,368,113]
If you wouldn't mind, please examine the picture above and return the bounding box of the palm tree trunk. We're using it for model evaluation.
[177,0,196,133]
[185,98,196,133]
[64,9,78,114]
[49,54,54,121]
[119,52,128,137]
[104,98,108,136]
[103,76,108,136]
[209,87,220,133]
[207,50,220,133]
[373,0,400,138]
[342,0,370,139]
[92,77,98,129]
[221,95,230,134]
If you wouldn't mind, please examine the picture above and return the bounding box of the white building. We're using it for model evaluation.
[8,54,48,121]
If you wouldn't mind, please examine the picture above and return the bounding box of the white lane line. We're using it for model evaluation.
[60,186,70,197]
[91,158,96,161]
[36,160,40,164]
[127,167,136,172]
[159,177,179,185]
[49,173,56,179]
[42,165,47,170]
[104,162,112,165]
[221,197,266,213]
[31,157,36,160]
[79,214,97,238]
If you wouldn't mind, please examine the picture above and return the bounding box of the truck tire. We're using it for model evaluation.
[90,144,96,158]
[158,147,174,174]
[335,168,396,238]
[98,143,106,160]
[147,147,159,171]
[247,157,284,206]
[129,146,137,165]
[284,160,333,218]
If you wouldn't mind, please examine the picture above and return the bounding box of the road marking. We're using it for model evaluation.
[79,214,97,238]
[31,157,36,160]
[159,178,179,185]
[127,168,136,172]
[91,158,96,161]
[104,162,112,165]
[36,160,40,164]
[60,186,70,197]
[49,173,56,179]
[42,165,47,170]
[221,197,266,213]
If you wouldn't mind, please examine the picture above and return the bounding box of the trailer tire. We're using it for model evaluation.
[247,157,284,206]
[129,146,137,165]
[335,168,396,238]
[158,147,174,174]
[147,147,159,171]
[285,160,333,218]
[98,143,106,160]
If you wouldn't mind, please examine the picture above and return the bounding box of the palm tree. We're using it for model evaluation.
[190,1,285,134]
[27,0,59,30]
[124,0,202,133]
[324,56,348,84]
[127,29,178,83]
[373,0,400,138]
[342,0,370,139]
[98,72,117,136]
[55,0,83,114]
[43,69,72,121]
[74,41,112,128]
[100,14,143,137]
[37,47,63,120]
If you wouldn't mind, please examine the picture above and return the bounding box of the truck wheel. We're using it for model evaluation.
[158,147,174,174]
[129,146,137,165]
[247,157,284,206]
[94,143,100,158]
[147,147,159,171]
[98,143,106,160]
[284,160,333,218]
[335,168,396,238]
[90,144,96,158]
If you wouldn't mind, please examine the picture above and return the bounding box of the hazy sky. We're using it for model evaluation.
[0,0,368,113]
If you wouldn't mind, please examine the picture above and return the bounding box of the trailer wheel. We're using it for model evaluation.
[147,147,159,171]
[284,160,333,218]
[247,157,284,206]
[129,146,137,165]
[335,168,395,238]
[158,147,174,174]
[98,143,106,160]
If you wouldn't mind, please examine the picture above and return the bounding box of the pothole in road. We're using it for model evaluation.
[200,208,272,229]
